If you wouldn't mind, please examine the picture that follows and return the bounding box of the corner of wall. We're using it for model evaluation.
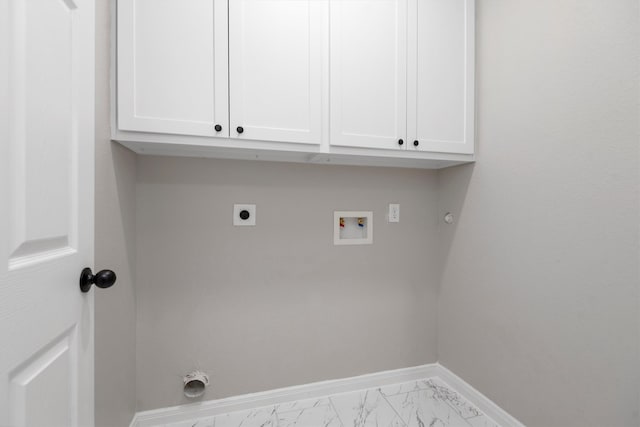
[95,0,139,425]
[434,163,476,363]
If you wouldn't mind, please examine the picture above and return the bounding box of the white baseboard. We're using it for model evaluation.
[436,364,525,427]
[130,363,524,427]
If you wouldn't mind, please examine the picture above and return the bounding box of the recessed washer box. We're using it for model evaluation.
[334,211,373,245]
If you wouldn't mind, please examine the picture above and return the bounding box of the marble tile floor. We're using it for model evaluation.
[162,377,501,427]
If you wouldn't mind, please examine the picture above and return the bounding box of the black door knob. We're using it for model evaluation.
[214,124,222,132]
[398,139,404,146]
[80,268,117,293]
[237,126,244,134]
[413,140,419,147]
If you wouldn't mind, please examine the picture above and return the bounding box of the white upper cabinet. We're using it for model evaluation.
[117,0,229,137]
[407,0,474,154]
[329,0,408,150]
[229,0,327,144]
[114,0,475,168]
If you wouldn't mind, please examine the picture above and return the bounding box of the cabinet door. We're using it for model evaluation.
[117,0,229,137]
[229,0,327,144]
[407,0,474,154]
[330,0,407,150]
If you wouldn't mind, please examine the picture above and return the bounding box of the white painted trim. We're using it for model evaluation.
[130,363,524,427]
[436,364,526,427]
[131,364,438,426]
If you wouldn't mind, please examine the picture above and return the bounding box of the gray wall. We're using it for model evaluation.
[135,157,440,410]
[438,1,640,426]
[94,1,138,426]
[94,0,640,424]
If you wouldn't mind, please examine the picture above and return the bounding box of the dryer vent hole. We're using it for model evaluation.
[184,379,206,398]
[183,370,209,398]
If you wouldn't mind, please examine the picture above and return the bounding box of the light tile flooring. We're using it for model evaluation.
[163,378,501,427]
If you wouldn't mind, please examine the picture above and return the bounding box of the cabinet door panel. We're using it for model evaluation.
[408,0,474,154]
[229,0,326,144]
[330,0,407,150]
[117,0,228,137]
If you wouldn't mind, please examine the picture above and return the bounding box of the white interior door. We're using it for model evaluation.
[117,0,229,137]
[329,0,407,150]
[229,0,327,144]
[0,0,96,426]
[407,0,474,154]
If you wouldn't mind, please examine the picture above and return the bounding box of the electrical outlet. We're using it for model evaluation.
[233,204,256,226]
[388,204,400,223]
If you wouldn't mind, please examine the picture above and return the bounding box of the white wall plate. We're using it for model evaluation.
[233,204,256,226]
